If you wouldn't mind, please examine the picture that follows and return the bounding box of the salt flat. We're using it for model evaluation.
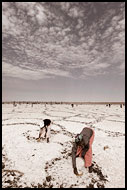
[2,103,125,188]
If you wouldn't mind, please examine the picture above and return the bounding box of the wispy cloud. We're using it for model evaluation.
[2,2,125,80]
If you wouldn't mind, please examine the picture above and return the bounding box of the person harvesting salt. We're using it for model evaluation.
[72,127,95,175]
[38,119,51,143]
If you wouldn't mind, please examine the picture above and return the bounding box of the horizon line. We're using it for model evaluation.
[2,101,125,104]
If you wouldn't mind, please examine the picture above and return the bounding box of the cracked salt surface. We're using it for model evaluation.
[2,103,125,188]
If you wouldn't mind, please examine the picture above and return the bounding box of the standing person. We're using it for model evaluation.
[38,119,51,143]
[72,127,95,175]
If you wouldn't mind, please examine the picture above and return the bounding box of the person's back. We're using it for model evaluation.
[80,127,93,143]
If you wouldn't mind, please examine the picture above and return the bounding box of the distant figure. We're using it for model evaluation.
[72,127,95,175]
[106,104,108,107]
[37,119,51,143]
[13,101,16,107]
[120,104,122,108]
[71,104,74,108]
[109,104,111,108]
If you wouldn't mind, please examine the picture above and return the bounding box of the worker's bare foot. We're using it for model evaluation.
[89,166,92,173]
[88,164,94,173]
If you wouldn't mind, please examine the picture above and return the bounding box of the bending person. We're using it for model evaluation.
[72,127,95,175]
[38,119,51,143]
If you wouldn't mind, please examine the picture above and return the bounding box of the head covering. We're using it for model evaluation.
[75,134,83,143]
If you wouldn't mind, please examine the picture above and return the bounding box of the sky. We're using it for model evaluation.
[2,2,125,102]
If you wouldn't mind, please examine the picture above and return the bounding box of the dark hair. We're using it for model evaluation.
[43,119,51,127]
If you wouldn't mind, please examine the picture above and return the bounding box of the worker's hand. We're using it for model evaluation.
[74,168,83,176]
[37,138,40,142]
[74,167,78,175]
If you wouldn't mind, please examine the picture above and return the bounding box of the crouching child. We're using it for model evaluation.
[38,119,51,143]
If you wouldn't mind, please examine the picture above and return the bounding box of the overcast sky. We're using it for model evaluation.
[2,2,125,102]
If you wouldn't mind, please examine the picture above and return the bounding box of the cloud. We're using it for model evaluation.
[2,61,70,80]
[2,62,47,80]
[2,2,125,80]
[68,7,79,18]
[60,2,71,12]
[34,4,47,24]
